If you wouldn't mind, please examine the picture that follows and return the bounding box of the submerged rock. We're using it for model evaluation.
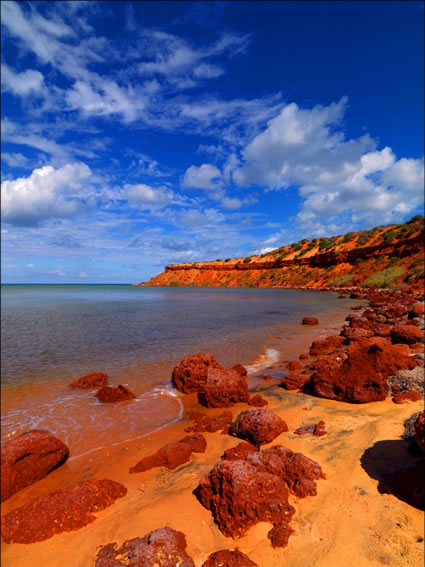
[198,367,250,408]
[201,549,257,567]
[1,479,127,544]
[172,353,222,393]
[95,384,135,403]
[1,430,69,503]
[129,433,206,473]
[69,372,108,389]
[229,408,288,448]
[95,527,195,567]
[302,317,319,325]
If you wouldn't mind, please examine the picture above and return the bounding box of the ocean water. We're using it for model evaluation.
[1,284,358,458]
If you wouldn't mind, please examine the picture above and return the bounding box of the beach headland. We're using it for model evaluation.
[1,282,424,567]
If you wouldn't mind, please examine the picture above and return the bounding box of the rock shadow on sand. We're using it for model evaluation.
[361,439,425,510]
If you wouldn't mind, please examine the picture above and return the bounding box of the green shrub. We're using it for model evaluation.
[169,281,180,286]
[325,264,336,273]
[383,231,396,241]
[342,232,355,242]
[243,257,252,263]
[224,258,231,262]
[293,243,302,251]
[259,273,269,281]
[362,267,406,288]
[406,215,424,224]
[328,274,353,286]
[405,266,425,282]
[411,256,424,268]
[386,256,399,267]
[215,258,222,262]
[355,257,365,265]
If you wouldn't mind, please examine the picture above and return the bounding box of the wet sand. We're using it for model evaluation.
[1,299,424,567]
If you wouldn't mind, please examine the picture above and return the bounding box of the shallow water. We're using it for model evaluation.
[1,285,359,457]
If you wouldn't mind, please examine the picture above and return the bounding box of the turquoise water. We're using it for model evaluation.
[1,285,356,457]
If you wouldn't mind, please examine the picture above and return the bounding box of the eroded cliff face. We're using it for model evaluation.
[139,216,425,290]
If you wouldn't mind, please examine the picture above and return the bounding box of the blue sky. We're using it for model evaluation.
[1,1,424,283]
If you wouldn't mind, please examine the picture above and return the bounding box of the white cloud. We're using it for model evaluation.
[181,163,223,190]
[2,152,29,168]
[1,162,92,226]
[79,271,87,278]
[1,64,45,97]
[125,183,174,208]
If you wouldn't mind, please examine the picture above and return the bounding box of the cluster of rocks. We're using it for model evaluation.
[70,371,137,403]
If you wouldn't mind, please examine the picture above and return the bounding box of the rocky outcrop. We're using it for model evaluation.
[295,420,329,436]
[184,411,233,433]
[95,527,195,567]
[194,445,324,548]
[202,549,257,567]
[1,479,127,544]
[95,384,135,403]
[1,430,69,503]
[129,434,207,473]
[69,372,108,389]
[414,411,425,451]
[302,317,319,325]
[311,337,418,403]
[390,325,424,345]
[279,373,311,390]
[248,394,268,407]
[229,408,288,448]
[172,354,222,393]
[284,359,303,372]
[198,367,250,408]
[309,336,345,356]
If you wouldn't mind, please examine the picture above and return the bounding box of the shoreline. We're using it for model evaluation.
[1,288,424,567]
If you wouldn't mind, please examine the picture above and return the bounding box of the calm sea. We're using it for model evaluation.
[1,284,359,458]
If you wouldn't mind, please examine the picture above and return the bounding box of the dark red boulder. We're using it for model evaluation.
[279,374,311,390]
[311,337,417,403]
[129,434,206,473]
[340,327,374,342]
[248,394,268,407]
[229,408,288,447]
[95,527,195,567]
[408,303,425,320]
[390,325,424,345]
[198,367,250,408]
[392,390,423,404]
[302,317,319,325]
[201,549,257,567]
[285,360,303,372]
[414,411,425,451]
[222,442,257,461]
[184,411,233,433]
[232,364,248,376]
[1,430,69,503]
[171,353,222,393]
[95,384,135,403]
[309,336,345,356]
[69,372,108,389]
[1,479,127,544]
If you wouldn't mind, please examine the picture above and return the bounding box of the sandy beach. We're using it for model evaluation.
[2,292,424,567]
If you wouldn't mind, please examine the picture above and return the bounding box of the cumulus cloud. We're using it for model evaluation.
[125,183,174,208]
[181,163,223,190]
[233,97,425,229]
[1,64,45,97]
[1,162,92,226]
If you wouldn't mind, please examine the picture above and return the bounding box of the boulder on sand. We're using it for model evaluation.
[302,317,319,325]
[309,336,345,356]
[229,408,288,448]
[202,549,257,567]
[1,479,127,544]
[184,411,233,433]
[248,394,268,407]
[279,373,311,391]
[95,527,195,567]
[198,367,250,408]
[1,429,69,503]
[171,353,222,393]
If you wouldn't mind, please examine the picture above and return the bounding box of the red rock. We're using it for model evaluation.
[184,411,233,433]
[95,527,195,567]
[201,549,257,567]
[408,303,425,319]
[285,360,303,372]
[390,325,424,345]
[340,327,374,342]
[232,364,248,376]
[194,445,324,547]
[129,434,206,473]
[345,315,372,330]
[414,411,425,451]
[302,317,319,325]
[1,479,127,544]
[392,390,423,404]
[95,384,135,403]
[1,430,69,503]
[311,337,417,403]
[279,374,311,390]
[229,408,288,447]
[299,353,309,360]
[294,420,328,437]
[69,372,108,389]
[198,367,250,408]
[309,336,345,356]
[171,353,222,393]
[263,374,273,381]
[410,342,425,353]
[222,442,257,461]
[248,394,268,407]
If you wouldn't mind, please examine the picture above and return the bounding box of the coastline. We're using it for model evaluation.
[1,289,424,567]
